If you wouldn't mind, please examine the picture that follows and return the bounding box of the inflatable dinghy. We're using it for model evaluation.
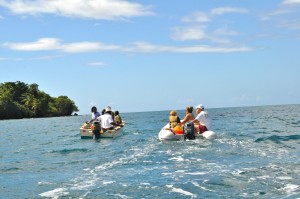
[158,123,216,141]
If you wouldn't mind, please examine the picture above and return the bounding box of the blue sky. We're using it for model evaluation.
[0,0,299,114]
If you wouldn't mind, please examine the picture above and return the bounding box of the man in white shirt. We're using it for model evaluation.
[192,104,211,134]
[97,107,121,130]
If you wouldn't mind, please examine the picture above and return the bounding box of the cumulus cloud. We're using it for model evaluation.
[3,38,252,53]
[88,62,106,66]
[210,7,248,15]
[282,0,300,4]
[0,0,153,20]
[171,26,207,41]
[181,12,210,23]
[172,7,248,44]
[3,38,61,51]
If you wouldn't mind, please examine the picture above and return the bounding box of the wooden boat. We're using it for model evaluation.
[80,121,125,139]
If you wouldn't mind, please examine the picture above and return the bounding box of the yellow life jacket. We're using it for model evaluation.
[169,116,178,128]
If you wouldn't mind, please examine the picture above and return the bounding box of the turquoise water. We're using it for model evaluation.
[1,105,299,198]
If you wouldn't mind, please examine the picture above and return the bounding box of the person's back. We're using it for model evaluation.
[196,110,211,130]
[193,104,211,134]
[98,108,114,130]
[115,111,122,124]
[169,110,180,128]
[180,106,195,125]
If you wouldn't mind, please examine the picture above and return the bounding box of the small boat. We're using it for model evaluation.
[80,121,125,139]
[158,123,216,141]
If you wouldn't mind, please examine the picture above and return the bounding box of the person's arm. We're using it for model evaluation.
[180,115,189,125]
[191,118,199,123]
[109,116,123,127]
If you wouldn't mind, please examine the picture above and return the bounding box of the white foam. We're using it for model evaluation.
[169,156,185,162]
[111,194,129,199]
[276,176,293,180]
[166,185,196,197]
[140,183,151,185]
[39,188,69,199]
[191,181,215,192]
[280,183,299,194]
[38,181,53,186]
[103,181,115,185]
[185,172,206,176]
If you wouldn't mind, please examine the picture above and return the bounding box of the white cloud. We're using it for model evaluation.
[3,38,61,51]
[171,26,207,41]
[260,9,294,21]
[3,38,252,54]
[173,7,248,44]
[181,12,210,23]
[88,62,106,66]
[282,0,300,4]
[63,42,120,53]
[0,0,153,20]
[0,56,24,61]
[210,7,248,16]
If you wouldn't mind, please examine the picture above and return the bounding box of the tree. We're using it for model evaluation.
[0,81,79,119]
[54,96,79,116]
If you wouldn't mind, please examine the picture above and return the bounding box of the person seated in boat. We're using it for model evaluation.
[191,104,211,134]
[164,110,183,134]
[114,111,122,125]
[180,106,195,126]
[97,107,122,131]
[88,106,100,124]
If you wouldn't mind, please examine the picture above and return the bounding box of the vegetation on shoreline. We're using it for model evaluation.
[0,81,79,120]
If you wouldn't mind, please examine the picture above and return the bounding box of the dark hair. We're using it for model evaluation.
[101,109,106,115]
[115,111,119,115]
[186,106,193,113]
[91,106,97,112]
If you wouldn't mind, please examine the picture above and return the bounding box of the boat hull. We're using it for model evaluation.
[158,123,216,140]
[80,121,125,139]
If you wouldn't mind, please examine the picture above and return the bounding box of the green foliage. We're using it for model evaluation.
[0,81,79,120]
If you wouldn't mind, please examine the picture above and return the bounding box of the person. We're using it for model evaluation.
[169,110,180,128]
[192,104,211,134]
[89,106,100,123]
[164,110,183,134]
[180,106,195,126]
[114,111,122,125]
[97,106,122,131]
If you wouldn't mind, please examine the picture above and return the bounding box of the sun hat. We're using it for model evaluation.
[105,106,112,112]
[196,104,204,110]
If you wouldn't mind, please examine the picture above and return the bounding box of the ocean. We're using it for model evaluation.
[0,105,299,199]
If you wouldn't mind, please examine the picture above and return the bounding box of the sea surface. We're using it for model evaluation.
[1,105,300,199]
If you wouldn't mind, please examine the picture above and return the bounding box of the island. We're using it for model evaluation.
[0,81,79,120]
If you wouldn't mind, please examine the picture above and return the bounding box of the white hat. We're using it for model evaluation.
[196,104,204,110]
[105,106,111,112]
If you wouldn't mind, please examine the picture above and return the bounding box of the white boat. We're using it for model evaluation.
[158,123,216,141]
[80,121,125,139]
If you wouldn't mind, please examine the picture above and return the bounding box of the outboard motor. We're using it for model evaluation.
[91,121,101,139]
[184,122,195,140]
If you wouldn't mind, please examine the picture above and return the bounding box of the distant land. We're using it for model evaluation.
[0,81,79,120]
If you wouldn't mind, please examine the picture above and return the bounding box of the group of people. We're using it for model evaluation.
[88,106,123,130]
[166,104,211,135]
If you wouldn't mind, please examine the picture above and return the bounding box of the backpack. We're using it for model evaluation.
[184,122,195,140]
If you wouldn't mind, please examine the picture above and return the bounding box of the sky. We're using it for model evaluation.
[0,0,300,114]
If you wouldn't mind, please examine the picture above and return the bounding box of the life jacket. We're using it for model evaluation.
[169,116,178,128]
[173,125,184,134]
